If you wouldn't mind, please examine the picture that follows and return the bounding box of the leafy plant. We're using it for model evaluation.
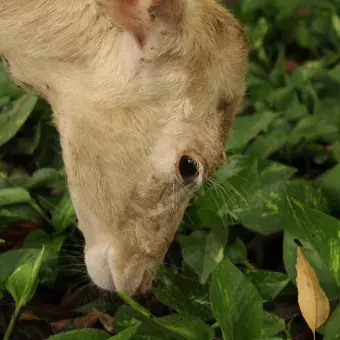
[1,0,340,339]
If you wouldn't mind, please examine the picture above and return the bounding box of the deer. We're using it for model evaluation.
[0,0,249,296]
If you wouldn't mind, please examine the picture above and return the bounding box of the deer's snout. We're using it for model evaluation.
[84,238,160,296]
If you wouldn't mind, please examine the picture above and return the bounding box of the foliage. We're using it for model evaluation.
[1,0,340,339]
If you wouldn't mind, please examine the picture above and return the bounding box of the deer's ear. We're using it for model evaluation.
[96,0,183,46]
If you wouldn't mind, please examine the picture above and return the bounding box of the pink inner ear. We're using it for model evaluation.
[100,0,149,47]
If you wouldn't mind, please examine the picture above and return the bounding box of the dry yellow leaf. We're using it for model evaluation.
[296,246,330,339]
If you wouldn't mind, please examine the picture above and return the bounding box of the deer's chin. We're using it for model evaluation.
[84,243,157,296]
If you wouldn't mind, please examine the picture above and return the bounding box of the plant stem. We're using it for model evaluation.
[3,306,21,340]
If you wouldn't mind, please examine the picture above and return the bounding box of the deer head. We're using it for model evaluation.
[0,0,249,295]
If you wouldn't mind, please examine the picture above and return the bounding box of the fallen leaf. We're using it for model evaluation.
[50,313,100,335]
[19,311,41,321]
[93,310,115,333]
[296,246,330,339]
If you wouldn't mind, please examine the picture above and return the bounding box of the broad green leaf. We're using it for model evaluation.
[116,296,213,340]
[275,0,301,20]
[23,229,66,284]
[154,314,214,340]
[243,268,290,302]
[108,322,142,339]
[194,159,261,223]
[227,112,275,151]
[5,174,31,189]
[0,249,39,290]
[288,116,338,147]
[329,64,340,84]
[52,190,77,232]
[0,96,10,108]
[235,179,329,236]
[246,130,288,159]
[283,201,340,299]
[331,141,340,163]
[0,204,41,232]
[5,246,45,309]
[118,292,151,318]
[290,60,328,87]
[241,0,270,13]
[225,238,247,263]
[114,305,147,334]
[0,187,31,206]
[332,14,340,38]
[318,164,340,212]
[262,311,286,337]
[154,266,213,319]
[47,329,110,340]
[178,230,227,284]
[324,304,340,340]
[210,257,263,340]
[0,93,38,147]
[284,102,309,121]
[257,160,297,186]
[27,168,63,189]
[0,62,23,98]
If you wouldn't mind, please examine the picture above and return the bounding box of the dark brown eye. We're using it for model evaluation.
[178,155,200,184]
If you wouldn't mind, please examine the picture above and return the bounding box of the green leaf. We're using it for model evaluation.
[288,116,338,147]
[283,200,340,299]
[210,257,263,340]
[116,296,213,340]
[225,238,247,263]
[324,304,340,340]
[318,164,340,212]
[241,0,270,13]
[47,329,110,340]
[154,314,214,340]
[243,268,290,302]
[329,64,340,84]
[0,249,39,290]
[246,130,288,159]
[27,168,63,189]
[262,311,286,337]
[108,322,142,339]
[5,246,45,309]
[178,230,227,284]
[23,229,66,284]
[0,63,23,98]
[0,187,31,206]
[290,60,328,87]
[51,190,77,232]
[195,159,261,223]
[227,112,275,151]
[0,204,41,232]
[116,292,214,340]
[275,0,301,20]
[154,266,213,319]
[117,292,151,318]
[257,160,297,187]
[0,93,38,147]
[234,179,329,236]
[331,141,340,163]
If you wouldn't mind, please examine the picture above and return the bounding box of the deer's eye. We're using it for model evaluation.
[178,155,200,184]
